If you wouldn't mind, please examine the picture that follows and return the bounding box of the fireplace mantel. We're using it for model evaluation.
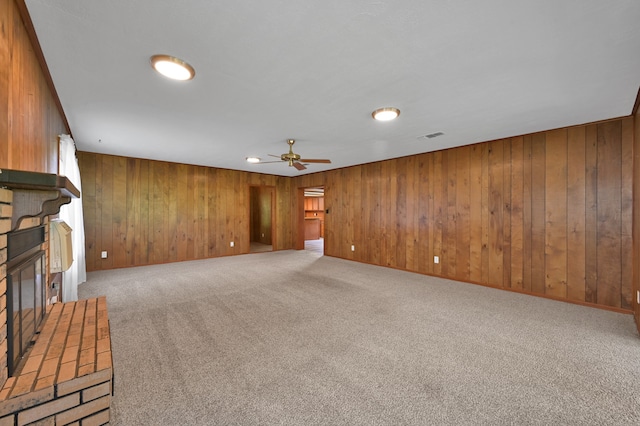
[0,168,79,198]
[0,168,80,231]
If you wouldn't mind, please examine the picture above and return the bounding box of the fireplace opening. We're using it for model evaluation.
[6,225,47,376]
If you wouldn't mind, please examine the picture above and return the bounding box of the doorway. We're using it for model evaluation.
[300,186,325,255]
[249,186,275,253]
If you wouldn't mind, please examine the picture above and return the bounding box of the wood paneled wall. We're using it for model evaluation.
[78,153,293,271]
[79,119,634,312]
[0,0,65,174]
[295,118,634,311]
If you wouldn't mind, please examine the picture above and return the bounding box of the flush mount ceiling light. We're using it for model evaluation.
[372,107,400,121]
[150,54,195,81]
[246,157,261,163]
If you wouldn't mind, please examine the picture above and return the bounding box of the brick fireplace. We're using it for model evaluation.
[0,170,113,425]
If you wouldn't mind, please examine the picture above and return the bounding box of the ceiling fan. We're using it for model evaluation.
[260,139,331,171]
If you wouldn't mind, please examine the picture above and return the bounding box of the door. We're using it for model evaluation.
[249,186,275,252]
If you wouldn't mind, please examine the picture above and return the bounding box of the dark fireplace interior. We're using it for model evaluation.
[6,226,47,376]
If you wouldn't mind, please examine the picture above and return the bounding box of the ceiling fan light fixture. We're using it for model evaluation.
[246,157,261,163]
[372,107,400,121]
[150,54,195,81]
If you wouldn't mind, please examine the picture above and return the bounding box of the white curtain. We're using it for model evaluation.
[58,134,87,301]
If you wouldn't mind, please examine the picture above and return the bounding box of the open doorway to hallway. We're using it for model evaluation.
[249,186,275,253]
[303,187,324,255]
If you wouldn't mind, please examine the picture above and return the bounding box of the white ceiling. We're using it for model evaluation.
[25,0,640,177]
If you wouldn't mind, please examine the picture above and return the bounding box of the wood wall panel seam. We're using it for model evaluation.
[620,118,634,310]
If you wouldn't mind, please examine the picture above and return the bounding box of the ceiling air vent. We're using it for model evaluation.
[421,132,444,139]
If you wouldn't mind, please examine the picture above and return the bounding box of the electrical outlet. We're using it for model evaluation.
[230,241,234,248]
[101,251,108,259]
[261,233,264,238]
[351,245,355,252]
[434,255,439,264]
[637,290,640,304]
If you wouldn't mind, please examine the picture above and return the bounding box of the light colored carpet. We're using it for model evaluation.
[79,250,640,425]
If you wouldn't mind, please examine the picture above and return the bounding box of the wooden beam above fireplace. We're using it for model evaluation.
[0,168,80,199]
[0,168,80,231]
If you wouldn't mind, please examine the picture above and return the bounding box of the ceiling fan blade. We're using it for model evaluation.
[293,161,306,171]
[299,159,331,164]
[255,160,283,164]
[268,154,282,159]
